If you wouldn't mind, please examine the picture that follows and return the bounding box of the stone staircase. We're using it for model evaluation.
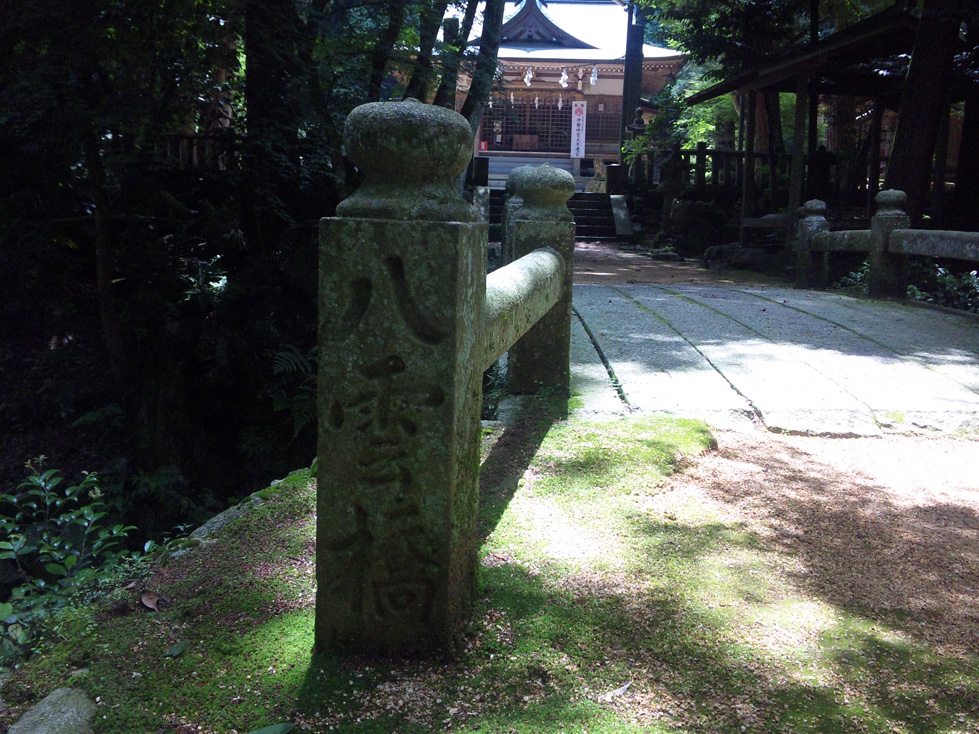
[488,190,619,242]
[567,192,618,241]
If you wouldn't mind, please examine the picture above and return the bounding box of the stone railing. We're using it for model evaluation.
[315,99,574,655]
[796,189,979,297]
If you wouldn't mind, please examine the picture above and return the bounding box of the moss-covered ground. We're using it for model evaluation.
[1,401,978,733]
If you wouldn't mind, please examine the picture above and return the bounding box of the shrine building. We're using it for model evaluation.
[466,0,685,175]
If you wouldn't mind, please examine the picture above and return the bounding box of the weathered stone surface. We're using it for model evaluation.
[609,194,633,237]
[483,247,565,371]
[510,164,575,223]
[317,218,486,655]
[316,104,574,657]
[501,165,535,262]
[503,164,576,396]
[868,189,910,299]
[189,492,267,541]
[336,99,476,223]
[794,199,830,288]
[8,688,97,734]
[889,228,979,261]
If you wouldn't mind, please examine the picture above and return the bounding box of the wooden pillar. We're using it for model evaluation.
[931,98,951,225]
[619,2,645,160]
[695,141,708,192]
[788,74,809,214]
[741,90,757,245]
[867,101,883,217]
[808,92,819,158]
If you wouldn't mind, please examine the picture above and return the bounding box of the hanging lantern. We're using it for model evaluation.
[590,66,598,86]
[524,67,533,86]
[559,68,569,88]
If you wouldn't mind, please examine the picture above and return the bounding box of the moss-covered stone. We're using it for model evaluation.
[336,98,477,223]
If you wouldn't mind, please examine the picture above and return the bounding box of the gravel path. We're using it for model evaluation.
[573,241,979,655]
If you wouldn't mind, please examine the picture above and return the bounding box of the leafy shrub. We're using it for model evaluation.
[907,265,979,313]
[834,260,870,293]
[836,259,979,313]
[0,458,138,661]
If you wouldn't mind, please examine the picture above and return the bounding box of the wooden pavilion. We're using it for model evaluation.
[685,3,967,235]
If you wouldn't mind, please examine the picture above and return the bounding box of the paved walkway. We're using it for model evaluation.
[570,283,979,436]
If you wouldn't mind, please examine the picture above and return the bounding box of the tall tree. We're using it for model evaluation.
[242,0,308,251]
[404,0,453,100]
[367,0,410,101]
[433,0,480,108]
[460,0,506,133]
[883,0,966,225]
[952,10,979,229]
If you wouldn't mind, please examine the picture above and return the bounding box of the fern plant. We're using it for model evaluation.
[266,344,318,438]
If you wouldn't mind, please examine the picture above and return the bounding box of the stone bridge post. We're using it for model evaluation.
[794,199,829,289]
[316,100,485,655]
[868,189,910,299]
[506,165,576,396]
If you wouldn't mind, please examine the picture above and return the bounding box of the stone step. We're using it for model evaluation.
[488,189,619,240]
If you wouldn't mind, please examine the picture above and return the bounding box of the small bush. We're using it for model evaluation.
[835,259,979,314]
[907,264,979,313]
[0,457,138,661]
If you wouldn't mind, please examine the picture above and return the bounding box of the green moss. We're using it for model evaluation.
[4,426,979,734]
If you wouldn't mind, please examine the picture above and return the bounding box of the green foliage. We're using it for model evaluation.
[266,344,318,439]
[645,0,808,76]
[0,458,137,662]
[836,258,979,313]
[834,260,870,293]
[907,264,979,313]
[626,61,738,155]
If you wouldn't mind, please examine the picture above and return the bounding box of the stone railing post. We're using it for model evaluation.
[501,165,533,263]
[316,99,484,655]
[868,189,910,299]
[794,199,829,289]
[506,164,575,396]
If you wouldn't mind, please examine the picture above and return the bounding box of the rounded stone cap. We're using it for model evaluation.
[337,99,476,222]
[876,189,907,215]
[512,164,575,222]
[803,199,827,217]
[506,165,535,199]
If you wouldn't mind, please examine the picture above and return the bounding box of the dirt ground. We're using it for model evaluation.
[573,240,789,287]
[573,239,979,657]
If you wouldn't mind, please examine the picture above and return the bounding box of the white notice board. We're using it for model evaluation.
[570,101,587,159]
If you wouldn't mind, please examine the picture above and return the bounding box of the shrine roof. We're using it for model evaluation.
[466,0,683,65]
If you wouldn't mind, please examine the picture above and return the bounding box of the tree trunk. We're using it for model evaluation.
[404,0,451,101]
[432,0,479,108]
[367,0,408,102]
[952,12,979,229]
[763,90,784,209]
[883,0,959,225]
[460,0,506,134]
[242,0,305,252]
[84,133,130,391]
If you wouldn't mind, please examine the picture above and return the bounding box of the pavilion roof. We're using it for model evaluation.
[685,5,918,106]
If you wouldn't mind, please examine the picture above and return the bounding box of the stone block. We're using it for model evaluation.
[316,219,486,655]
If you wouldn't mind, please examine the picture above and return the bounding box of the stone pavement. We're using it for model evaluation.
[570,283,979,436]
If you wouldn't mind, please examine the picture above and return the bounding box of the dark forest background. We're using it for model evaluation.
[1,0,976,543]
